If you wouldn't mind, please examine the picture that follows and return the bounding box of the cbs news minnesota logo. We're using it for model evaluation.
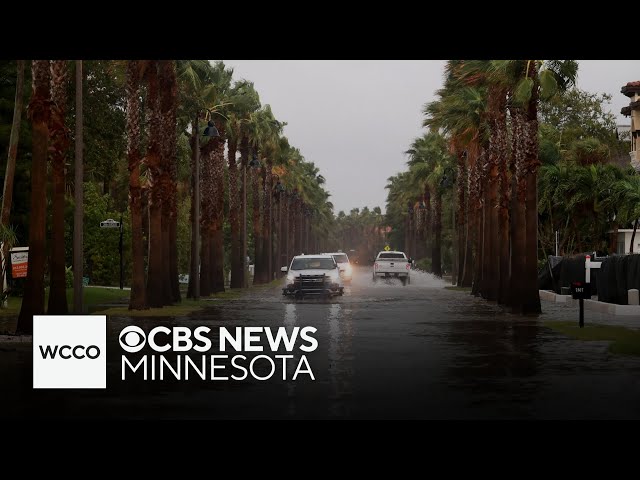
[33,315,106,389]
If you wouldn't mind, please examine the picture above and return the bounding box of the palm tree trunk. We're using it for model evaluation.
[228,139,242,288]
[158,60,180,304]
[522,63,541,314]
[144,62,164,308]
[492,86,510,305]
[126,61,147,310]
[239,136,249,288]
[211,124,226,293]
[2,61,25,300]
[630,219,638,254]
[199,146,214,296]
[252,163,262,285]
[187,120,199,299]
[47,60,70,314]
[73,61,84,314]
[263,162,273,282]
[509,104,525,312]
[432,193,442,277]
[17,61,50,334]
[471,149,484,296]
[456,151,467,285]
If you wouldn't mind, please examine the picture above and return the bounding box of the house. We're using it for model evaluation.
[609,228,640,254]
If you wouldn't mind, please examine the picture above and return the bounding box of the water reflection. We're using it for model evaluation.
[444,308,543,418]
[327,303,354,418]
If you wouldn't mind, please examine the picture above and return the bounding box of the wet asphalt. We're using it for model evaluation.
[3,267,640,419]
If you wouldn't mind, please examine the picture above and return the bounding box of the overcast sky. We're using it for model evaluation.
[222,60,640,214]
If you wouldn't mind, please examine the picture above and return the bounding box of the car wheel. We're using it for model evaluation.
[401,277,407,286]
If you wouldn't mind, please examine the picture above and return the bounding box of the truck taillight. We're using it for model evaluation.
[406,263,410,270]
[374,263,378,269]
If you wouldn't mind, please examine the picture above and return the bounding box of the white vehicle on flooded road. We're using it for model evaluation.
[281,254,344,298]
[373,250,411,285]
[322,251,353,284]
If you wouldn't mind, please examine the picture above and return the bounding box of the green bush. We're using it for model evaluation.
[416,257,431,272]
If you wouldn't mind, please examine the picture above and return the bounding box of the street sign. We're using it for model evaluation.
[100,218,120,228]
[384,245,390,251]
[570,281,591,300]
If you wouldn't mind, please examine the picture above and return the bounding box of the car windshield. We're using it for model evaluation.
[332,254,349,264]
[291,258,336,270]
[378,253,406,259]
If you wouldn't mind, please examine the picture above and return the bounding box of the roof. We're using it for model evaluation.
[322,252,349,256]
[293,254,334,258]
[377,250,406,255]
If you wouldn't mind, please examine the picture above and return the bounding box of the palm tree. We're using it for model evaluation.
[510,60,578,314]
[226,81,260,288]
[2,60,25,304]
[176,59,214,300]
[423,70,484,288]
[198,61,233,296]
[48,60,70,314]
[126,60,147,310]
[17,60,50,334]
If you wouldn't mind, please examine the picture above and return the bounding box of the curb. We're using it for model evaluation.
[539,290,640,317]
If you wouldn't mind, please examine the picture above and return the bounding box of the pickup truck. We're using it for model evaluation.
[373,251,411,285]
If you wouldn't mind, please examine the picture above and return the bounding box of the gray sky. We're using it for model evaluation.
[222,60,640,214]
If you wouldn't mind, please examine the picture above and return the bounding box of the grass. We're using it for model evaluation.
[0,285,246,328]
[445,286,472,292]
[544,321,640,356]
[0,287,129,317]
[92,289,244,316]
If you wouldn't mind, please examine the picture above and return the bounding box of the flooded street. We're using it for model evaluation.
[3,266,640,419]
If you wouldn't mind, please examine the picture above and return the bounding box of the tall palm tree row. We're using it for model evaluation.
[388,60,578,315]
[8,58,336,325]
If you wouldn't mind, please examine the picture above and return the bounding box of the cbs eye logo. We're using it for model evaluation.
[119,326,146,353]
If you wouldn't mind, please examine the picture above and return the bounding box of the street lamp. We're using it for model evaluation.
[203,119,219,138]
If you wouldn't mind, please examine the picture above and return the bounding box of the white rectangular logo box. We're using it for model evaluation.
[33,315,107,389]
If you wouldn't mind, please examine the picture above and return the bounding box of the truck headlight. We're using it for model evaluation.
[286,274,296,283]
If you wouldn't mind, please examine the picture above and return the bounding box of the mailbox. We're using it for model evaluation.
[570,281,591,300]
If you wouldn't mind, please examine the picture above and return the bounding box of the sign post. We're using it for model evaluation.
[570,281,591,328]
[100,218,124,289]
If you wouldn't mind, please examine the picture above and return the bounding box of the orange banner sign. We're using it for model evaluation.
[10,250,28,278]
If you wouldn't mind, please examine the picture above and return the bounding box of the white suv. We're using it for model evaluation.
[323,252,353,284]
[281,254,344,298]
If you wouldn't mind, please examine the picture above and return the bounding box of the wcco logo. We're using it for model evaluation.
[33,315,106,389]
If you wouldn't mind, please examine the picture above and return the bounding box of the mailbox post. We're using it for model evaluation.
[570,281,591,328]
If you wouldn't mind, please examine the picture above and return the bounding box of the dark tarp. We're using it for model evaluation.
[597,254,640,305]
[538,254,604,296]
